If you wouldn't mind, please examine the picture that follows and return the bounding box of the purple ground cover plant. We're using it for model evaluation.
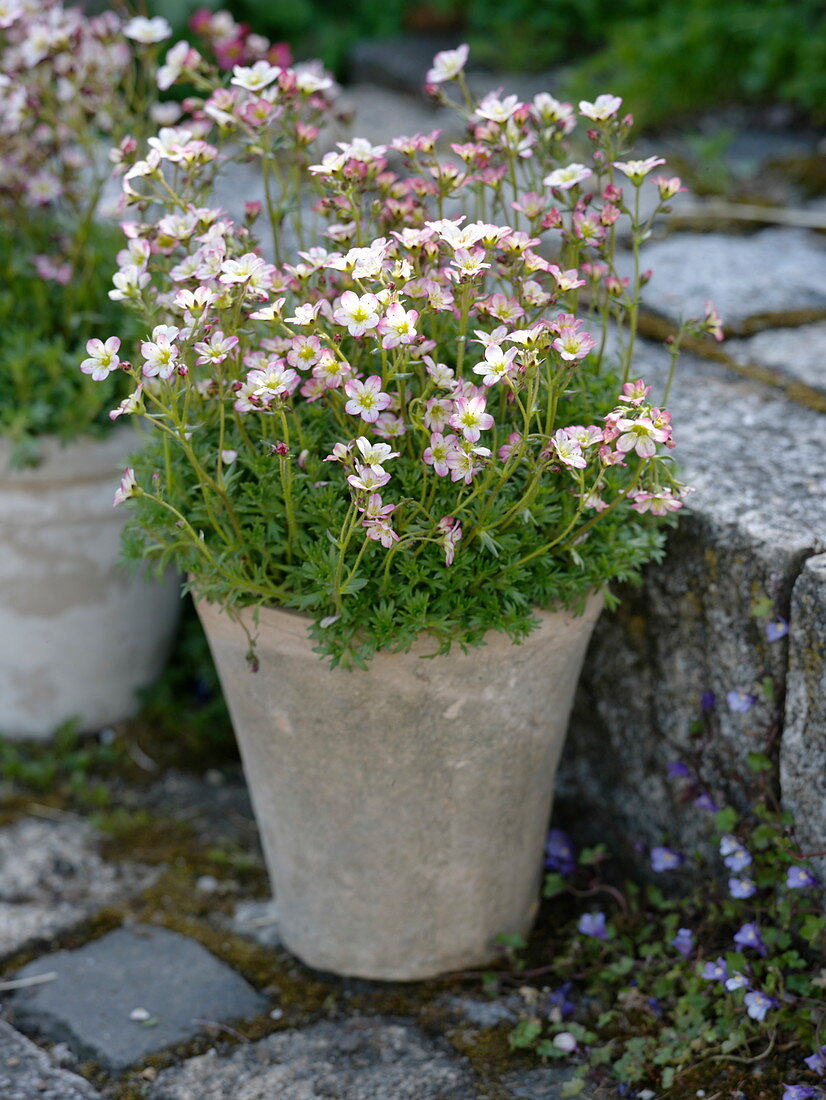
[503,713,825,1098]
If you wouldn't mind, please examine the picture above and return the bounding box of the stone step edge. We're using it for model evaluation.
[637,308,826,413]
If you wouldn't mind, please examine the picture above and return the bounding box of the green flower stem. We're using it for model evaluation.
[622,184,643,384]
[277,408,298,560]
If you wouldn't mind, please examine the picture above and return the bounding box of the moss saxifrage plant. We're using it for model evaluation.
[83,33,723,664]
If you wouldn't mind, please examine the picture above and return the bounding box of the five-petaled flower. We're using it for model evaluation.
[344,376,393,423]
[81,337,121,381]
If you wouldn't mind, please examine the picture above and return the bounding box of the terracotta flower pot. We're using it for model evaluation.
[196,592,603,980]
[0,429,181,740]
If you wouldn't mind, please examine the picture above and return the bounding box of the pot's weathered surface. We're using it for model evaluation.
[196,594,603,980]
[0,431,180,740]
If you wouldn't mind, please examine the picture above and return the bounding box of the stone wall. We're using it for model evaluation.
[557,231,826,869]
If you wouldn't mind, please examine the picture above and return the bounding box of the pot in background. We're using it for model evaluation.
[196,592,603,980]
[0,430,181,740]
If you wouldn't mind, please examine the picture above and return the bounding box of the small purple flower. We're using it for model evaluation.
[782,1086,818,1100]
[546,982,574,1019]
[734,921,767,956]
[720,835,752,872]
[646,996,663,1017]
[702,958,728,981]
[804,1045,826,1075]
[670,927,694,958]
[729,875,758,899]
[727,691,758,713]
[766,617,789,642]
[725,972,750,992]
[650,845,683,872]
[694,791,719,812]
[701,690,717,712]
[787,865,818,890]
[744,990,776,1021]
[578,911,608,940]
[666,760,691,778]
[545,828,576,876]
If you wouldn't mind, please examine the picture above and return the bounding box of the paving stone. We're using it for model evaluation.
[9,923,268,1070]
[780,554,826,889]
[0,1019,103,1100]
[342,83,462,146]
[149,1017,478,1099]
[347,35,561,103]
[504,1064,614,1099]
[625,228,826,331]
[559,345,826,858]
[227,899,281,949]
[446,994,519,1028]
[0,817,154,959]
[142,768,261,852]
[725,321,826,399]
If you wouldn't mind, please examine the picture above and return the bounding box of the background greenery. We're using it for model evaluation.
[152,0,825,127]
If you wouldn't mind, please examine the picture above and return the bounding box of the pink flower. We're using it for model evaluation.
[630,488,685,515]
[378,302,419,349]
[344,375,392,423]
[498,432,522,461]
[449,394,494,442]
[549,265,586,291]
[551,429,587,469]
[621,379,651,406]
[423,432,459,477]
[438,516,462,565]
[113,467,137,507]
[553,327,596,362]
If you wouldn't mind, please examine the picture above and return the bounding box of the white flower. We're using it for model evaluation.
[231,60,281,93]
[141,325,180,380]
[578,93,622,121]
[612,156,667,184]
[80,337,121,382]
[543,163,592,190]
[158,41,194,92]
[472,345,518,387]
[123,16,171,44]
[426,43,469,84]
[474,92,521,123]
[355,438,399,466]
[109,265,150,302]
[333,291,381,338]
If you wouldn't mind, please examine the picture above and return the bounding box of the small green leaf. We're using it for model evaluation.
[746,751,773,773]
[508,1018,542,1049]
[715,807,739,833]
[561,1077,587,1097]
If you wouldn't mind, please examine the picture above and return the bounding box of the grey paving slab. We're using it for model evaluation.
[149,1017,478,1099]
[726,321,826,398]
[9,923,268,1070]
[0,1018,102,1100]
[227,899,281,949]
[0,817,154,959]
[626,228,826,330]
